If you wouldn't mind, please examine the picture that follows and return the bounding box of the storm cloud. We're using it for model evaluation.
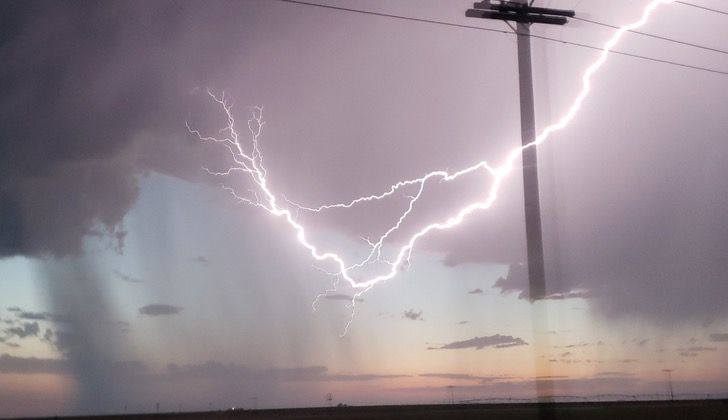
[1,0,726,329]
[0,1,247,257]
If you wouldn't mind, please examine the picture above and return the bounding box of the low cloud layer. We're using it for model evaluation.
[0,353,69,375]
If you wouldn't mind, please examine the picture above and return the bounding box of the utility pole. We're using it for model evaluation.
[446,385,455,405]
[466,1,575,300]
[663,369,674,400]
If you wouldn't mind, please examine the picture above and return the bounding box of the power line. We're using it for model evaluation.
[675,1,728,17]
[572,16,728,56]
[275,0,511,36]
[530,33,728,76]
[274,0,728,77]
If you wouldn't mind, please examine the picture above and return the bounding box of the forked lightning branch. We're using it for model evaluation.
[187,0,675,334]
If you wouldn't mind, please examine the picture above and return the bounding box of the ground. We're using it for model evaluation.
[21,399,728,420]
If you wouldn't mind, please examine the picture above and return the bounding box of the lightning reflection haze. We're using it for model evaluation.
[187,0,675,334]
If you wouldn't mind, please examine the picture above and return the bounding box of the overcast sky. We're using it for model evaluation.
[1,0,728,417]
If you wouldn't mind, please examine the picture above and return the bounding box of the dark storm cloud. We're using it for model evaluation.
[402,309,423,321]
[428,334,527,350]
[0,0,246,257]
[0,0,724,333]
[473,78,728,322]
[139,304,182,316]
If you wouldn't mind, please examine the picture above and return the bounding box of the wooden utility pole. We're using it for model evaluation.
[466,1,574,300]
[663,369,675,400]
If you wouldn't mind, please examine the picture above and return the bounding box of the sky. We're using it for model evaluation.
[1,0,728,417]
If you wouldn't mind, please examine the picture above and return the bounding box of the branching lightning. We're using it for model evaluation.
[188,0,675,335]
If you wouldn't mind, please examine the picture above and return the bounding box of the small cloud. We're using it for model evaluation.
[6,307,21,312]
[544,290,591,300]
[457,321,469,325]
[139,304,183,317]
[113,269,143,283]
[4,322,40,339]
[42,328,53,343]
[428,334,527,350]
[467,288,484,295]
[561,342,589,349]
[620,359,638,363]
[192,256,211,266]
[16,311,48,321]
[402,309,423,321]
[634,338,649,347]
[709,333,728,342]
[323,294,364,303]
[15,310,69,323]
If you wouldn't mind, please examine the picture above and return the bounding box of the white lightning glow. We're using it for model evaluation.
[189,0,674,334]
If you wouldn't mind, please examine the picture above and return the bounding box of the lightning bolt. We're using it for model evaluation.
[189,0,674,335]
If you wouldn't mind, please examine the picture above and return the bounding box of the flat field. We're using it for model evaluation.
[20,399,728,420]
